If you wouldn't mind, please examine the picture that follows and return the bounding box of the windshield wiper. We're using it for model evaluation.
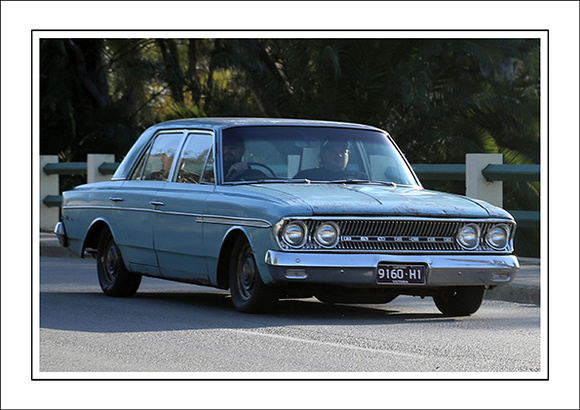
[326,179,398,187]
[226,178,399,187]
[226,178,312,185]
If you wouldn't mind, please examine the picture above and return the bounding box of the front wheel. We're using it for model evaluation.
[433,286,485,316]
[229,237,277,313]
[97,228,141,297]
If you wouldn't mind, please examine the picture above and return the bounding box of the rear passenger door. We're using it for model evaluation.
[113,131,185,275]
[152,131,216,282]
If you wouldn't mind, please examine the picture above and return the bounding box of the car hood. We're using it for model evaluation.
[241,183,513,219]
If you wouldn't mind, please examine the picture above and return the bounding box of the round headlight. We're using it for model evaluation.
[485,224,509,250]
[314,222,340,248]
[456,223,481,250]
[282,221,307,248]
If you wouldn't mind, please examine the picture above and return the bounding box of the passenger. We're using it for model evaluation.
[149,152,174,181]
[294,139,365,181]
[222,134,267,181]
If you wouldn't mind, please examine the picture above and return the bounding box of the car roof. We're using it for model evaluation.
[148,117,382,132]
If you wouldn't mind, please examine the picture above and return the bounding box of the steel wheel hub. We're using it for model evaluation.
[239,252,256,300]
[104,241,119,281]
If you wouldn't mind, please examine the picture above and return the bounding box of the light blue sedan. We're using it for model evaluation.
[55,118,519,315]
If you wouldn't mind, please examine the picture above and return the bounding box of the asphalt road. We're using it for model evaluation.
[39,256,541,374]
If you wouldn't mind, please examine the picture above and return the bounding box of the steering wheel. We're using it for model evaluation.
[248,162,276,178]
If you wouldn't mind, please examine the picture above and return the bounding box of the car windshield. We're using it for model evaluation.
[220,126,419,186]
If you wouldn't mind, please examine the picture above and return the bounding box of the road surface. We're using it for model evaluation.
[38,257,541,374]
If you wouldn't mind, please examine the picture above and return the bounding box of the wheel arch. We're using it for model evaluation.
[82,218,114,257]
[215,227,252,290]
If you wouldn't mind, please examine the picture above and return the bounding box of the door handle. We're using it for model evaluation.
[150,201,165,207]
[109,197,124,202]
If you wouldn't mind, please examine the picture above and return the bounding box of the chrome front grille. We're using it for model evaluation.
[278,217,515,253]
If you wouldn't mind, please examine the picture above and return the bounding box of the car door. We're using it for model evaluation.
[112,131,186,276]
[152,131,215,282]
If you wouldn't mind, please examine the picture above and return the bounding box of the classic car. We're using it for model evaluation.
[55,118,519,316]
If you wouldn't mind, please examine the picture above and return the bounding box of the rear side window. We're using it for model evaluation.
[130,132,184,181]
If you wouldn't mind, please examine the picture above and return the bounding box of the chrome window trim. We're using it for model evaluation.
[174,130,216,184]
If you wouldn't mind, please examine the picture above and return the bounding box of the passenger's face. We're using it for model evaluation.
[321,145,349,172]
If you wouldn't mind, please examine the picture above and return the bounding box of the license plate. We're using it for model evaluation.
[377,264,426,285]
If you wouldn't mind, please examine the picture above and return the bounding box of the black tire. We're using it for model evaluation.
[229,237,277,313]
[433,286,485,316]
[97,228,141,297]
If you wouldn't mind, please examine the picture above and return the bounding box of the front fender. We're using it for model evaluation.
[208,224,278,288]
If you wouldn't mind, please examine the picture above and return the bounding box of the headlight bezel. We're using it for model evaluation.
[485,223,510,250]
[313,221,340,248]
[281,220,308,248]
[456,223,481,250]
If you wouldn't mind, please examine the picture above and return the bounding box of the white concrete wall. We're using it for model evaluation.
[466,153,503,207]
[87,154,114,183]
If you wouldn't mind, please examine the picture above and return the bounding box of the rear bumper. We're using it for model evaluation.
[264,250,519,287]
[54,222,68,247]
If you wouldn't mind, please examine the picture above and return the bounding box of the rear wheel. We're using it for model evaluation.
[433,286,485,316]
[97,228,141,297]
[229,237,277,313]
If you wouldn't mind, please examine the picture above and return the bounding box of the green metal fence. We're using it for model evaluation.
[40,155,540,230]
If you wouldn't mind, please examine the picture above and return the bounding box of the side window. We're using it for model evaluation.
[130,148,149,180]
[201,146,215,184]
[141,133,184,181]
[176,134,214,184]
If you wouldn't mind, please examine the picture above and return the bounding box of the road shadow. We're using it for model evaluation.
[40,289,455,334]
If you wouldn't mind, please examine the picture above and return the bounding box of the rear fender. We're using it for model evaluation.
[82,218,114,258]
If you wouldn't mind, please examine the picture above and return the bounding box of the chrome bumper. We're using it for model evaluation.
[54,222,68,247]
[264,250,520,287]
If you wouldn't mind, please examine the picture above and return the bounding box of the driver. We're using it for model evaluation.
[222,134,267,182]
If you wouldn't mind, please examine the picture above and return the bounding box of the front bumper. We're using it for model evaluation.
[264,250,519,287]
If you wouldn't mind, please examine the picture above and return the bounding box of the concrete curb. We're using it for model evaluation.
[484,283,540,305]
[39,232,540,306]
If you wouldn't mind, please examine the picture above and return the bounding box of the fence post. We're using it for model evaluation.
[466,153,503,207]
[40,155,60,231]
[87,154,115,183]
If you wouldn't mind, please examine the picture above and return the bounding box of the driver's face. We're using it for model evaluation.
[223,143,245,164]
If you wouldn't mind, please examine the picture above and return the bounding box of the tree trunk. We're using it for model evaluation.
[65,39,110,109]
[156,39,185,103]
[186,40,202,104]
